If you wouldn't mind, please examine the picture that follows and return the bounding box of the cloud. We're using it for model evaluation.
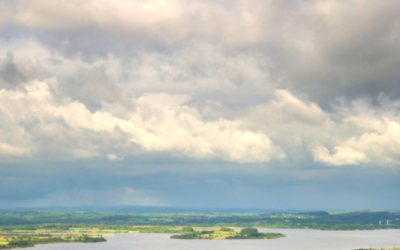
[0,142,27,156]
[247,89,336,162]
[1,2,400,165]
[0,52,27,87]
[2,0,400,106]
[107,154,123,161]
[2,76,400,167]
[124,187,136,195]
[312,146,368,166]
[247,90,400,167]
[313,120,400,167]
[2,0,400,209]
[0,78,285,163]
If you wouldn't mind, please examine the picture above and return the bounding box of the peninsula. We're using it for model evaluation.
[0,234,106,249]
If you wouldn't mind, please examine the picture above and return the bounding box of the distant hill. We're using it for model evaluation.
[297,211,330,216]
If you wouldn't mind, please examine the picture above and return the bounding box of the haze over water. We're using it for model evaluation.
[33,229,400,250]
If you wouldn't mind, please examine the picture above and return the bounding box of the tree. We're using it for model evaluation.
[181,226,194,232]
[240,228,258,235]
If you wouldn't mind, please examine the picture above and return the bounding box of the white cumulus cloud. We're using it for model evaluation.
[0,79,285,163]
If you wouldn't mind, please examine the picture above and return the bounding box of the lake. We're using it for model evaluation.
[33,228,400,250]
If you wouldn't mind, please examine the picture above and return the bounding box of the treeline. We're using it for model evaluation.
[225,233,285,239]
[137,227,179,233]
[171,234,199,239]
[226,228,285,239]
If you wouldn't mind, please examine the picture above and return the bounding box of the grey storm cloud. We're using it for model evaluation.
[1,0,400,102]
[0,52,26,86]
[1,0,400,208]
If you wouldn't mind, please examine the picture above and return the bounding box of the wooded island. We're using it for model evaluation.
[170,227,285,240]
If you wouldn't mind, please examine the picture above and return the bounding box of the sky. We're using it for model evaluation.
[1,0,400,210]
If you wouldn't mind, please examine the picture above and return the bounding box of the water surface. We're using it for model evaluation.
[34,228,400,250]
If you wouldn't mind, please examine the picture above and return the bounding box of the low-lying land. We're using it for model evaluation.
[0,234,106,249]
[0,208,398,249]
[171,227,285,240]
[0,209,399,233]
